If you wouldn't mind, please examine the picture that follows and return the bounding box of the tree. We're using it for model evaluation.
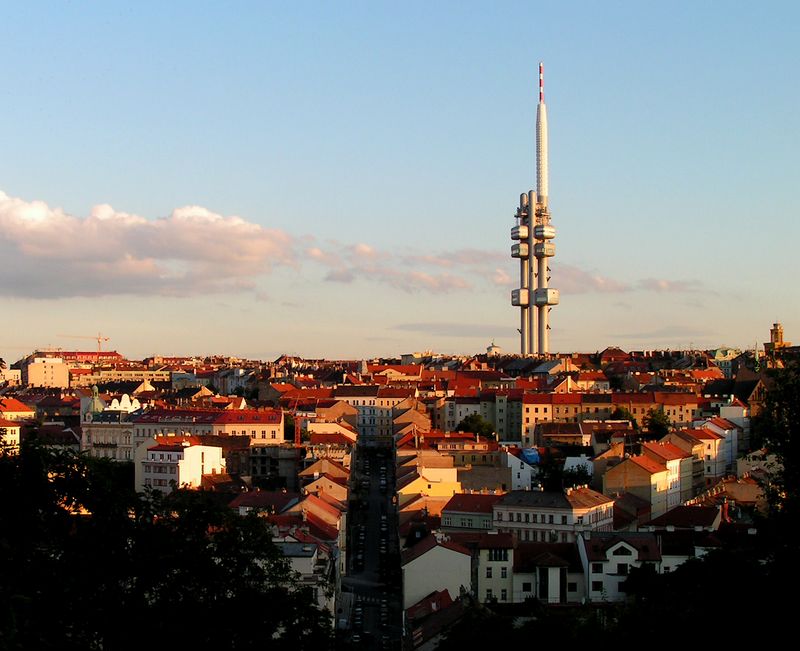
[0,442,331,650]
[642,408,670,438]
[609,406,639,430]
[455,413,495,439]
[753,360,800,526]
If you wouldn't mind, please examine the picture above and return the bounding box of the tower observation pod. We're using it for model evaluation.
[510,62,559,356]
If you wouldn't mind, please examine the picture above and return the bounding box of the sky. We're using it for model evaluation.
[1,1,798,362]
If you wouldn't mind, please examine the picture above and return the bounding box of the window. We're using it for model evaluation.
[612,546,633,556]
[591,563,603,574]
[548,514,554,524]
[501,567,507,579]
[497,512,503,521]
[561,515,567,524]
[486,567,492,578]
[501,589,507,601]
[516,513,521,522]
[617,563,629,575]
[592,581,603,592]
[524,513,530,523]
[486,589,493,601]
[522,582,532,592]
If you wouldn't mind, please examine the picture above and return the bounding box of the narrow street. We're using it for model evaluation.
[342,439,402,649]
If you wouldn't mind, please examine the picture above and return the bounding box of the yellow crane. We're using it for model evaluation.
[56,332,111,353]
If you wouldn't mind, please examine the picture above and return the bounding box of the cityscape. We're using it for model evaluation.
[2,2,799,649]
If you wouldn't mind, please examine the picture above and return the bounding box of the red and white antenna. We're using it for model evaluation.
[539,62,544,103]
[536,62,548,203]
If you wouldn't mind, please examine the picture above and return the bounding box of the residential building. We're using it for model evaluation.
[401,536,472,609]
[603,456,669,518]
[641,441,693,505]
[441,493,503,532]
[0,397,35,421]
[474,532,515,604]
[661,430,706,496]
[81,411,135,461]
[20,354,70,388]
[494,487,614,543]
[578,532,662,602]
[513,542,585,604]
[139,441,225,493]
[0,419,22,453]
[681,427,725,485]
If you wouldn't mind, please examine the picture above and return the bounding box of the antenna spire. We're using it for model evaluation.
[539,62,544,103]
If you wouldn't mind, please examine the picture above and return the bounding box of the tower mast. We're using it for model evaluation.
[511,62,559,356]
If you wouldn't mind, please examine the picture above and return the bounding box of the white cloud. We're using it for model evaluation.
[0,190,295,298]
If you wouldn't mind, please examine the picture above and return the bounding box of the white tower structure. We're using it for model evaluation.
[511,63,559,356]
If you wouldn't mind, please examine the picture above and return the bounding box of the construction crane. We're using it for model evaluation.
[56,332,110,353]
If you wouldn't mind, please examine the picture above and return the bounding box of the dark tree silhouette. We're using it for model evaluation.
[455,414,495,439]
[0,443,331,650]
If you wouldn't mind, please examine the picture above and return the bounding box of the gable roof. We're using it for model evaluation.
[581,532,662,562]
[400,534,471,566]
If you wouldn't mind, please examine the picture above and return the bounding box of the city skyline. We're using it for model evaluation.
[1,2,798,361]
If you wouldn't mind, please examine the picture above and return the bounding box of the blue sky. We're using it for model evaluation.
[1,1,798,361]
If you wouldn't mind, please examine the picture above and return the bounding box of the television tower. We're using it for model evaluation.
[511,62,559,356]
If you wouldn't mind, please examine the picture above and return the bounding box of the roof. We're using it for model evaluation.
[642,441,690,462]
[629,455,668,475]
[497,490,569,510]
[581,532,662,562]
[211,409,283,425]
[447,531,515,550]
[333,385,380,398]
[442,493,503,515]
[276,542,317,558]
[405,589,454,623]
[148,444,187,452]
[645,505,720,529]
[707,416,740,431]
[514,542,582,573]
[564,486,614,509]
[683,427,723,441]
[228,490,300,512]
[0,397,34,413]
[400,535,471,566]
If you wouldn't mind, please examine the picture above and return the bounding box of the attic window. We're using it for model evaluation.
[612,546,633,556]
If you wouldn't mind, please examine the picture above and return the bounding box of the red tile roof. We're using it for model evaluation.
[629,455,668,475]
[682,427,722,441]
[0,397,34,413]
[642,441,691,462]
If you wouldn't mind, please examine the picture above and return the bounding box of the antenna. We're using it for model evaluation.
[539,62,544,103]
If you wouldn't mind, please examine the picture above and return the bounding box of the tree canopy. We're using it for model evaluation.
[0,443,331,650]
[642,408,670,438]
[455,413,495,439]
